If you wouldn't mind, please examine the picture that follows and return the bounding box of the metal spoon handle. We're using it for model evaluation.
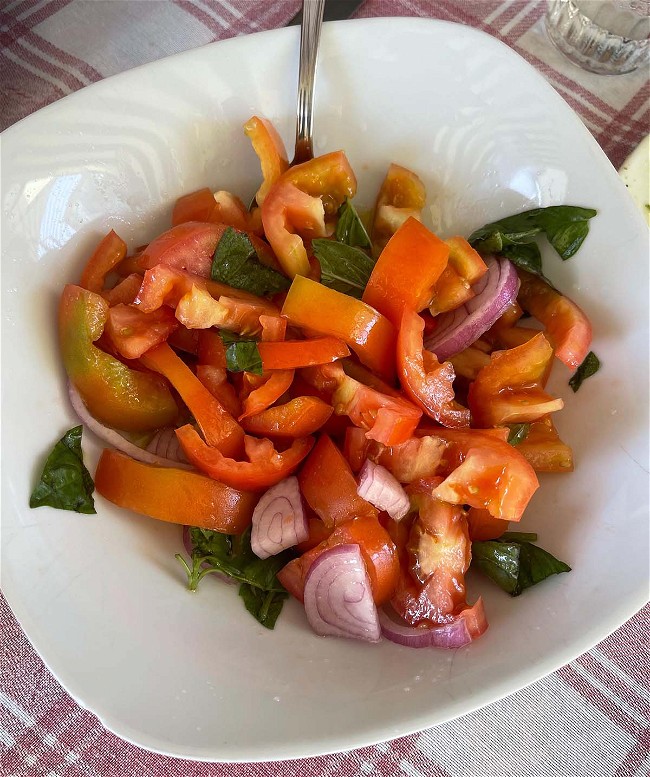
[293,0,325,165]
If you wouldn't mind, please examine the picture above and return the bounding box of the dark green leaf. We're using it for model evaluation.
[472,535,570,596]
[507,423,530,446]
[219,331,263,375]
[30,426,96,514]
[211,226,290,297]
[335,198,372,248]
[498,532,539,542]
[176,527,292,628]
[312,238,376,299]
[569,351,601,392]
[239,584,288,629]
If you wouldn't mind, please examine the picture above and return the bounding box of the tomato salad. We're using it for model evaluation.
[32,115,600,647]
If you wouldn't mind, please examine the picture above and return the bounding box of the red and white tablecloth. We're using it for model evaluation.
[1,2,648,775]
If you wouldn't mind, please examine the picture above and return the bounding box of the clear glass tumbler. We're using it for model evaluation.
[545,0,650,74]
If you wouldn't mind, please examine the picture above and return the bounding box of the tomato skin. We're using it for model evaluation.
[175,426,314,490]
[281,275,397,381]
[240,396,333,438]
[517,269,592,369]
[243,115,289,205]
[371,163,426,250]
[397,308,470,428]
[171,188,216,226]
[280,150,357,216]
[79,230,127,293]
[95,449,257,533]
[368,435,446,484]
[466,507,510,541]
[104,304,179,359]
[363,217,449,326]
[277,515,400,605]
[140,342,244,458]
[299,433,377,528]
[468,332,563,427]
[59,285,178,432]
[196,365,242,418]
[102,273,143,307]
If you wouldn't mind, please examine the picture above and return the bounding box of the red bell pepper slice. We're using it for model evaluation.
[95,449,257,533]
[397,308,470,428]
[281,275,396,381]
[243,115,289,205]
[59,285,178,432]
[517,269,592,370]
[240,396,333,437]
[257,337,349,370]
[79,230,127,293]
[239,370,295,419]
[175,426,314,490]
[298,433,377,528]
[363,217,450,325]
[140,342,244,458]
[468,332,563,427]
[104,304,179,359]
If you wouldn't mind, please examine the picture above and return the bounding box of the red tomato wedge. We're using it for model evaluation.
[79,230,127,293]
[104,304,179,359]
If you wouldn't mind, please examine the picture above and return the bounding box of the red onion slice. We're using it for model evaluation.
[68,382,192,469]
[379,598,488,649]
[357,460,410,521]
[304,544,381,642]
[424,257,519,361]
[251,476,308,559]
[146,427,188,463]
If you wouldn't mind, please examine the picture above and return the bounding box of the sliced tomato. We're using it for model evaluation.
[243,115,289,205]
[368,435,447,484]
[397,308,470,428]
[343,426,370,473]
[102,273,143,307]
[517,269,592,369]
[95,449,257,533]
[240,396,333,438]
[104,304,179,359]
[167,325,200,355]
[468,332,563,427]
[140,342,244,458]
[371,163,426,250]
[196,364,242,418]
[261,182,326,277]
[257,337,349,370]
[259,314,287,342]
[516,415,574,473]
[197,329,227,369]
[175,426,314,490]
[280,150,357,216]
[281,275,397,380]
[299,433,377,527]
[175,286,275,336]
[239,369,294,419]
[79,230,127,293]
[445,236,488,284]
[362,217,449,325]
[171,188,216,226]
[448,346,491,381]
[277,515,399,605]
[211,191,250,231]
[466,507,510,541]
[428,264,474,316]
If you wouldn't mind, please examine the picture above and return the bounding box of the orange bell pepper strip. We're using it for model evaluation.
[516,269,592,370]
[261,181,327,278]
[104,304,179,359]
[59,285,178,432]
[257,337,349,370]
[468,333,564,427]
[277,515,399,605]
[79,230,128,293]
[516,415,574,473]
[239,369,295,419]
[298,433,378,528]
[362,217,450,326]
[397,308,470,428]
[371,163,426,251]
[140,342,244,458]
[176,426,314,489]
[281,275,397,380]
[240,396,333,437]
[243,115,290,205]
[95,449,257,533]
[171,188,216,226]
[102,273,143,306]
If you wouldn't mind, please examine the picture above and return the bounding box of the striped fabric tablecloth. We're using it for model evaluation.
[1,2,648,776]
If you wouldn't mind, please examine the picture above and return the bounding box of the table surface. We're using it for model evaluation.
[1,1,648,776]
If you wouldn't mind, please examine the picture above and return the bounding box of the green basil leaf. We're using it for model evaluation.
[471,535,570,596]
[569,351,601,392]
[498,532,539,542]
[211,226,290,297]
[335,198,372,248]
[176,527,292,628]
[507,423,530,446]
[30,426,96,514]
[312,238,376,299]
[219,331,262,375]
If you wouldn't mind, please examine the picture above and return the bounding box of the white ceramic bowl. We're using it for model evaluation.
[2,18,648,763]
